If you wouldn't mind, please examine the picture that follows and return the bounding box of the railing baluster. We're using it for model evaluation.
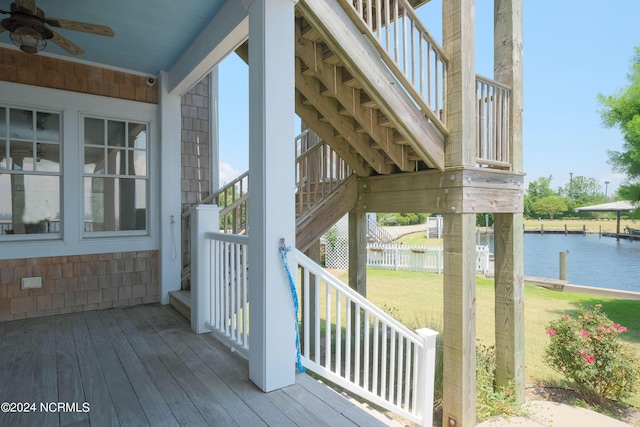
[336,290,342,376]
[325,284,331,369]
[363,308,370,391]
[372,316,379,395]
[303,267,310,358]
[389,329,396,404]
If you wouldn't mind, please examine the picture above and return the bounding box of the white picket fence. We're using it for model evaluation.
[326,242,490,274]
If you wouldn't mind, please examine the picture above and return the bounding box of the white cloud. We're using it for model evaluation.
[219,162,241,186]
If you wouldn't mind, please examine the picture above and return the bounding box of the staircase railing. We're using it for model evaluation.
[191,206,438,426]
[295,130,353,217]
[298,249,438,426]
[366,215,395,244]
[476,74,512,169]
[341,0,447,134]
[204,171,250,234]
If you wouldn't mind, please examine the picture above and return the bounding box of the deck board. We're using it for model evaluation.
[0,304,399,427]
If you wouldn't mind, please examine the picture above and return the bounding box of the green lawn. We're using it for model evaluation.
[332,268,640,408]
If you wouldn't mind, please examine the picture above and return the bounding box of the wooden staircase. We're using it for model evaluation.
[294,0,446,176]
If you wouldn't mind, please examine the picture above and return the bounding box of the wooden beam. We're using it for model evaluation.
[295,91,373,177]
[495,0,523,172]
[295,33,415,172]
[359,168,523,214]
[348,208,367,296]
[297,0,445,170]
[494,0,525,406]
[493,213,525,403]
[442,212,477,427]
[295,61,395,174]
[443,0,476,168]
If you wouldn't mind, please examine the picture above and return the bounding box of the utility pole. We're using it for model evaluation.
[604,181,610,202]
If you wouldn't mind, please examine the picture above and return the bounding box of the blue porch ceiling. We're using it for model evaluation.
[0,0,228,75]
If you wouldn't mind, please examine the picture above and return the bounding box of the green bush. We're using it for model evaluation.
[544,305,640,406]
[476,342,520,421]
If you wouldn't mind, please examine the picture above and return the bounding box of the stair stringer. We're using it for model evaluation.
[296,174,359,252]
[297,0,446,171]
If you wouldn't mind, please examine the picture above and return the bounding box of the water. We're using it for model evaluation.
[478,233,640,293]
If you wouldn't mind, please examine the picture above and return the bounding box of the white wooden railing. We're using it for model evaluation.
[295,129,352,216]
[476,74,512,169]
[366,216,395,244]
[191,205,250,354]
[342,0,447,134]
[203,231,250,357]
[297,250,438,427]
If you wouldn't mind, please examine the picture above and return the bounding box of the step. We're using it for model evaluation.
[169,290,191,320]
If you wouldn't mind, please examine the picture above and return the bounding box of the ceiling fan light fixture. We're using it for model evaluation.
[10,25,47,54]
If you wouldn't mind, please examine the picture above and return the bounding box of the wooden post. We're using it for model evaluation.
[559,251,568,281]
[442,213,477,427]
[348,208,367,296]
[493,213,525,402]
[247,0,297,392]
[494,0,525,404]
[442,0,477,425]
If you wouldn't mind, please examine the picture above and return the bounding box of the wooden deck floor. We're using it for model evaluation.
[0,304,400,427]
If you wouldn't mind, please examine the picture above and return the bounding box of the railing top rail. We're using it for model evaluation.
[476,74,512,91]
[296,248,427,343]
[205,231,250,245]
[295,139,331,163]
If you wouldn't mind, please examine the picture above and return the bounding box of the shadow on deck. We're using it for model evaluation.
[0,304,401,426]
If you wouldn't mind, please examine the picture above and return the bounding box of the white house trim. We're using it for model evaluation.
[158,72,182,304]
[167,0,249,96]
[247,0,297,392]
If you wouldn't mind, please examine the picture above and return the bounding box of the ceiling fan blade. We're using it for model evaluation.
[15,0,37,14]
[46,18,114,37]
[50,29,85,56]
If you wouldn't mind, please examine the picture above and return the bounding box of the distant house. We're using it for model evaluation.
[0,1,524,426]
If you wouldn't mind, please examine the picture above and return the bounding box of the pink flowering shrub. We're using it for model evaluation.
[544,305,640,405]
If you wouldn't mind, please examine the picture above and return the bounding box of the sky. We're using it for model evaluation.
[217,0,640,197]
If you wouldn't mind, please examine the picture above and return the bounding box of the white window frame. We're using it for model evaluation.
[81,115,151,237]
[0,81,159,260]
[0,105,64,241]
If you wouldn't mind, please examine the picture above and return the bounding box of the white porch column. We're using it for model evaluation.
[247,0,297,392]
[159,71,182,304]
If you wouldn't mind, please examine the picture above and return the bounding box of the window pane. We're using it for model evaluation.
[37,142,60,173]
[0,139,6,170]
[9,108,35,140]
[107,120,125,147]
[129,123,147,150]
[36,112,60,142]
[106,146,125,175]
[84,177,147,232]
[133,150,147,176]
[0,107,6,137]
[85,117,104,145]
[9,140,33,171]
[0,173,60,235]
[85,146,105,174]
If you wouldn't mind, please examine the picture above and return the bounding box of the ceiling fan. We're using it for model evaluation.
[0,0,114,55]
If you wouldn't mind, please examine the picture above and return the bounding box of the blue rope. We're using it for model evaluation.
[279,240,306,373]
